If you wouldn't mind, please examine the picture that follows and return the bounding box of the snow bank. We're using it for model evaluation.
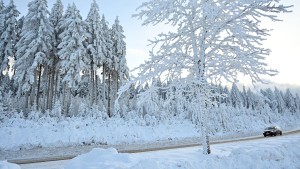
[65,139,300,169]
[0,161,20,169]
[0,116,198,151]
[0,108,300,151]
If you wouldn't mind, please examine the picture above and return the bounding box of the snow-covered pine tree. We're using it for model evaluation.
[58,3,88,116]
[223,86,231,106]
[48,0,64,110]
[15,16,23,49]
[295,93,300,112]
[0,0,5,79]
[111,16,129,116]
[111,16,129,90]
[274,87,285,113]
[0,0,19,73]
[86,0,104,107]
[14,0,53,110]
[284,89,297,113]
[241,85,247,108]
[246,88,255,110]
[100,15,113,117]
[230,83,242,108]
[0,0,4,36]
[130,0,291,155]
[264,88,277,111]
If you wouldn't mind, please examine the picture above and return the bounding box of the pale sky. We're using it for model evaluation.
[6,0,300,88]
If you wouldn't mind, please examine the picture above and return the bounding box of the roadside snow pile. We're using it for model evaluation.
[0,161,20,169]
[64,148,132,169]
[65,138,300,169]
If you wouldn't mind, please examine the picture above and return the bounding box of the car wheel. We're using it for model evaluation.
[263,134,266,137]
[280,132,282,135]
[274,133,277,136]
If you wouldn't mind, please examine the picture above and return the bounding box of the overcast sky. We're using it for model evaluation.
[5,0,300,88]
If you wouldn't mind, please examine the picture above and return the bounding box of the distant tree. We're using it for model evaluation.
[230,83,242,108]
[274,87,285,113]
[284,89,296,113]
[246,88,254,110]
[223,86,231,106]
[241,85,247,108]
[129,0,291,155]
[295,93,300,112]
[14,0,53,110]
[261,88,277,111]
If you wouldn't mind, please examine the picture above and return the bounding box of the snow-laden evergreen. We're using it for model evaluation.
[85,0,104,107]
[14,0,53,110]
[58,3,89,116]
[0,0,19,73]
[0,0,4,34]
[0,0,130,114]
[111,16,129,86]
[0,0,5,76]
[47,0,64,110]
[111,16,129,116]
[100,15,114,117]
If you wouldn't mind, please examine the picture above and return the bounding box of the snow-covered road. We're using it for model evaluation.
[18,131,300,169]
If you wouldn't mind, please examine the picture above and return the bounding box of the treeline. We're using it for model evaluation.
[0,0,128,117]
[128,80,300,119]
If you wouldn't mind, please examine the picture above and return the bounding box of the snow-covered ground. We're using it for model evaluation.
[65,134,300,169]
[1,109,299,152]
[12,132,300,169]
[1,109,300,169]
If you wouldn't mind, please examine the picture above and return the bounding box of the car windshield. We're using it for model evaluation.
[265,127,275,130]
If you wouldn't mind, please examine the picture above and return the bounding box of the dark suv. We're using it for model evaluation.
[263,126,282,137]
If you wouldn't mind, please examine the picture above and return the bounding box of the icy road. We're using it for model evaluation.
[19,131,300,169]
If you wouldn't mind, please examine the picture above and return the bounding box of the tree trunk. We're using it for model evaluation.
[36,65,42,111]
[62,82,67,116]
[53,70,60,106]
[90,63,95,106]
[107,70,111,117]
[102,64,106,112]
[94,71,98,106]
[201,108,211,154]
[43,66,50,111]
[48,66,55,110]
[66,87,71,116]
[25,91,29,109]
[30,74,37,109]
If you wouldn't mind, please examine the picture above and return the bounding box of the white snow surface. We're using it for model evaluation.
[1,109,299,152]
[0,161,20,169]
[10,134,300,169]
[0,112,299,169]
[65,134,300,169]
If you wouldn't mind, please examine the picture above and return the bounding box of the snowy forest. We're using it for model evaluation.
[0,0,300,126]
[0,0,129,118]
